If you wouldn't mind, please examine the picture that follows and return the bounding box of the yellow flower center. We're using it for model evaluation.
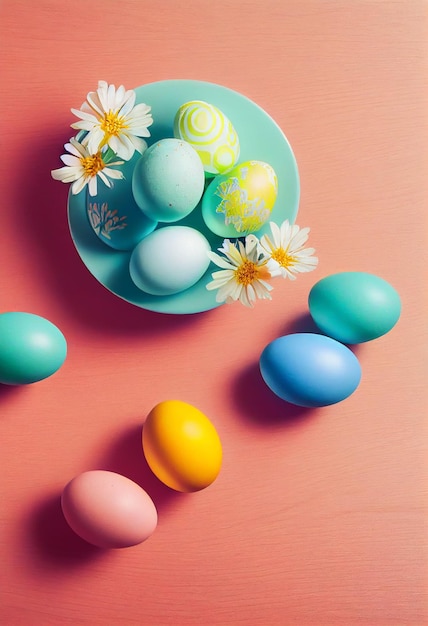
[101,111,127,137]
[80,152,105,178]
[271,247,295,268]
[235,260,259,286]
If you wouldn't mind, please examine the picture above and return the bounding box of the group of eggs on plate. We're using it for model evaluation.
[0,271,400,548]
[87,100,278,297]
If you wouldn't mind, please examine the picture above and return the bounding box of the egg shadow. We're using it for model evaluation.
[27,422,185,568]
[278,311,365,356]
[231,361,318,428]
[14,131,210,337]
[92,422,186,515]
[279,311,321,336]
[28,492,106,569]
[0,383,28,403]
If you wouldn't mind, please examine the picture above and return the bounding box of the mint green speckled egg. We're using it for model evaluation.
[132,139,205,223]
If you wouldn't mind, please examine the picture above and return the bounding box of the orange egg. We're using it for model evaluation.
[142,400,222,492]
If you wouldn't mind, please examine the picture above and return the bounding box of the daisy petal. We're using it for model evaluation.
[86,91,104,116]
[70,120,96,132]
[119,90,136,116]
[86,128,105,154]
[207,251,236,270]
[128,135,148,154]
[71,176,88,195]
[70,108,98,123]
[103,167,124,180]
[112,133,135,160]
[88,176,98,196]
[66,138,87,157]
[60,154,80,167]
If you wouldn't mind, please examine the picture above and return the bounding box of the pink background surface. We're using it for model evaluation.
[1,1,427,624]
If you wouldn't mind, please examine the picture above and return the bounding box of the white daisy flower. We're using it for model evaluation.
[70,80,153,161]
[206,236,281,308]
[51,137,124,196]
[259,220,318,280]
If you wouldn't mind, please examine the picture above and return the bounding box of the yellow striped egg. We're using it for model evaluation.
[173,101,240,176]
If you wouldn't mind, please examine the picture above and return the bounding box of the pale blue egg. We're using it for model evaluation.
[129,226,211,296]
[132,139,205,223]
[259,333,361,407]
[0,312,67,385]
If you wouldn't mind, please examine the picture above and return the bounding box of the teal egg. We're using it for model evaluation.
[86,152,157,251]
[308,272,401,344]
[0,312,67,385]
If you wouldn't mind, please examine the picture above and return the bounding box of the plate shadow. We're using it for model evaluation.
[15,130,211,336]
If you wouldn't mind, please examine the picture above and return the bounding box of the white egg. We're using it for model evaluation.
[129,226,211,296]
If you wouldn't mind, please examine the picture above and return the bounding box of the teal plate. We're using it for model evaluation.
[68,79,300,314]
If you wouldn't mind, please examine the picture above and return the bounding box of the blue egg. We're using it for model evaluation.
[259,333,361,407]
[86,151,157,251]
[0,312,67,385]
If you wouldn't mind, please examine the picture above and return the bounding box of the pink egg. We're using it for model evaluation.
[61,470,158,548]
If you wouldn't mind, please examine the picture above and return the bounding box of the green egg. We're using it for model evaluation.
[308,272,401,344]
[0,312,67,385]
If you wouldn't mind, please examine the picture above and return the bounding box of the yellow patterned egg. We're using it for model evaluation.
[173,100,240,176]
[201,160,278,237]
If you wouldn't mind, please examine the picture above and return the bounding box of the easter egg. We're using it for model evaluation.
[259,333,362,407]
[201,160,278,237]
[132,138,205,223]
[142,400,222,492]
[129,226,211,296]
[61,470,158,548]
[0,312,67,385]
[173,100,240,176]
[308,272,401,344]
[86,152,157,251]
